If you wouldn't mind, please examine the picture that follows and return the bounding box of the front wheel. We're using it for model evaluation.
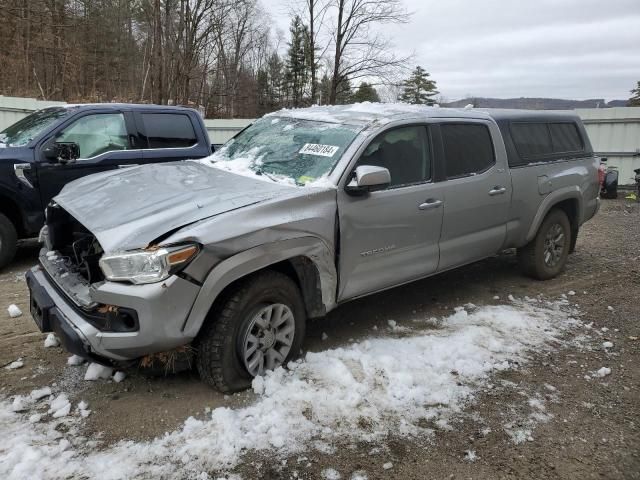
[518,209,571,280]
[0,213,18,270]
[196,270,306,392]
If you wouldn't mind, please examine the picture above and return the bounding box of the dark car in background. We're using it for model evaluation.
[0,104,213,268]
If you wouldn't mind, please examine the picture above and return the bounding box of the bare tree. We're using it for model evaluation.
[0,0,415,115]
[327,0,410,104]
[294,0,330,104]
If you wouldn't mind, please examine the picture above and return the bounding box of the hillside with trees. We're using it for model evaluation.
[0,0,410,117]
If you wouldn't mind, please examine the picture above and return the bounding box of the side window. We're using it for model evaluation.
[142,113,197,148]
[357,126,430,188]
[57,113,129,159]
[510,123,553,158]
[549,123,583,153]
[441,123,495,179]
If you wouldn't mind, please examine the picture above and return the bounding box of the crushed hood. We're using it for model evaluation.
[54,161,298,252]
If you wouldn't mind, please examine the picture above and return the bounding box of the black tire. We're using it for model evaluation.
[518,209,571,280]
[0,213,18,270]
[195,270,306,393]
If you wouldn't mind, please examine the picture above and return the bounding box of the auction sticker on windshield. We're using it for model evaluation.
[299,143,339,157]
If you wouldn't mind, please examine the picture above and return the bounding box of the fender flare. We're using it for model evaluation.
[181,236,336,338]
[525,186,582,243]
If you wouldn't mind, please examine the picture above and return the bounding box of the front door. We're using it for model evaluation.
[436,121,511,271]
[36,111,142,207]
[337,125,444,301]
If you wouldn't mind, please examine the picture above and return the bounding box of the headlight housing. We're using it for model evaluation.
[99,244,199,285]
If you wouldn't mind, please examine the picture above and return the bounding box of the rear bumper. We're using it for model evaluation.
[26,262,201,362]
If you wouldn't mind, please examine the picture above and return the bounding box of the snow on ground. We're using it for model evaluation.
[67,355,85,366]
[464,450,477,462]
[83,363,113,381]
[0,300,582,479]
[7,304,22,318]
[321,467,341,479]
[43,333,59,348]
[5,359,23,370]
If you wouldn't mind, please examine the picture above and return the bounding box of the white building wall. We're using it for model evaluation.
[0,95,66,130]
[204,119,253,145]
[576,107,640,186]
[2,98,638,184]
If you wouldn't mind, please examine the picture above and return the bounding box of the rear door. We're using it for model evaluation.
[337,124,445,301]
[137,111,208,162]
[435,121,511,271]
[36,110,142,207]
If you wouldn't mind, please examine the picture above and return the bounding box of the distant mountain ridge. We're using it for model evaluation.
[443,97,628,110]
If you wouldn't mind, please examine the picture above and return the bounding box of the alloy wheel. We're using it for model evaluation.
[240,303,295,377]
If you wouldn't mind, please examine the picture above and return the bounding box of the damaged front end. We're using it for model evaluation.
[27,202,202,368]
[39,203,139,334]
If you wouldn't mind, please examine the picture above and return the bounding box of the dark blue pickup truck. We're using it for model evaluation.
[0,104,213,268]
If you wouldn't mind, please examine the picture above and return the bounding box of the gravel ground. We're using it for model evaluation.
[1,198,638,479]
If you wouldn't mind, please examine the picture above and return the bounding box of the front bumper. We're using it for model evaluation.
[26,263,202,362]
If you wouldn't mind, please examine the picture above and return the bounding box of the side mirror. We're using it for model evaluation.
[43,142,80,163]
[345,165,391,195]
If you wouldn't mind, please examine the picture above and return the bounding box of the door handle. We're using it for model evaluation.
[418,199,443,210]
[488,186,507,196]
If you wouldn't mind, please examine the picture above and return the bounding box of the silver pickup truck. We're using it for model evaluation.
[26,104,599,392]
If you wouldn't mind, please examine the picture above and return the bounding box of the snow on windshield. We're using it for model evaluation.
[0,108,69,147]
[205,117,361,187]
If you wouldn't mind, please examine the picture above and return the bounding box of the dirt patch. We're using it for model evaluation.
[1,199,638,479]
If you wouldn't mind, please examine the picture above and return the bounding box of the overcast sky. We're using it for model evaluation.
[269,0,640,101]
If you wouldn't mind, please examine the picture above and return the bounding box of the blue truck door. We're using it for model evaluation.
[35,110,143,208]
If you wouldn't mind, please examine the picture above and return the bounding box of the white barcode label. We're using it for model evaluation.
[299,143,339,157]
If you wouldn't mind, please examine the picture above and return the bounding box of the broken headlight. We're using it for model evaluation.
[99,244,199,285]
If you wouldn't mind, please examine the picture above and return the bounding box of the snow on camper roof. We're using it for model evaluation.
[268,102,494,127]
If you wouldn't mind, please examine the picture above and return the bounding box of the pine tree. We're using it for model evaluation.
[351,82,380,103]
[303,20,320,105]
[256,53,285,114]
[399,66,439,105]
[285,16,309,107]
[335,77,353,105]
[629,81,640,106]
[319,73,331,105]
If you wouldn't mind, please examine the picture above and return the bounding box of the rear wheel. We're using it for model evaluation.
[518,209,571,280]
[0,213,17,270]
[196,270,306,392]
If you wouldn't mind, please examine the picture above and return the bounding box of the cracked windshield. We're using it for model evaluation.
[210,116,361,185]
[0,107,69,147]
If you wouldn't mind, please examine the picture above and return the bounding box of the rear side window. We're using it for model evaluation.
[441,123,495,179]
[510,121,584,163]
[511,123,552,157]
[142,113,197,148]
[549,123,583,153]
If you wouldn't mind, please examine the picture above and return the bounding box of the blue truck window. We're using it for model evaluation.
[142,113,197,148]
[57,113,129,158]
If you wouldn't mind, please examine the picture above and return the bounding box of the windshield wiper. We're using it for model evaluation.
[255,168,280,183]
